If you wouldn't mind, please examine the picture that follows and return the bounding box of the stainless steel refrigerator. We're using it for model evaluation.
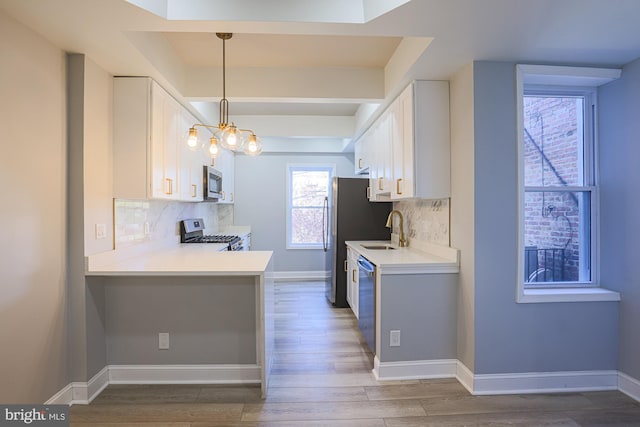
[323,177,392,307]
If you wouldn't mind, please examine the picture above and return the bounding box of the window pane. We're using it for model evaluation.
[523,96,584,187]
[524,191,591,284]
[292,170,330,206]
[291,207,324,244]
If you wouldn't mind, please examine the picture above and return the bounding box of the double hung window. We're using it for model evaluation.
[516,65,620,303]
[286,164,334,249]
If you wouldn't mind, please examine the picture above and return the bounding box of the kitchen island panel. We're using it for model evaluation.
[105,276,257,365]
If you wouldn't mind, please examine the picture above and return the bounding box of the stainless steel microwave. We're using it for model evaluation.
[203,165,223,201]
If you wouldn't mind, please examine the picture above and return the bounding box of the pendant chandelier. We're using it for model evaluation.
[187,33,262,157]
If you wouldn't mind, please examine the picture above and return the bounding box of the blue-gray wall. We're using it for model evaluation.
[472,61,619,374]
[234,153,356,273]
[599,57,640,381]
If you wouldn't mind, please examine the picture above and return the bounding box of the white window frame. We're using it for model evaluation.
[286,163,335,250]
[515,64,621,303]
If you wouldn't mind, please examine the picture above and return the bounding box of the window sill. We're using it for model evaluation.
[517,287,620,303]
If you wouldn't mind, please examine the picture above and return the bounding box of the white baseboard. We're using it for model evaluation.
[45,383,74,405]
[46,362,638,405]
[373,357,458,380]
[45,364,260,405]
[108,364,261,384]
[45,366,109,405]
[619,371,640,402]
[455,361,475,394]
[472,369,618,395]
[269,271,329,281]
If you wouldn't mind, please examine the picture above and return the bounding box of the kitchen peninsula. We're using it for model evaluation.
[84,245,274,398]
[346,241,459,381]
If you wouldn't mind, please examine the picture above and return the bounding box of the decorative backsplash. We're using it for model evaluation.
[114,199,233,248]
[392,198,450,247]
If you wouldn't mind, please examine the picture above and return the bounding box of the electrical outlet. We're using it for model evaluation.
[390,330,401,347]
[158,332,170,350]
[95,223,107,239]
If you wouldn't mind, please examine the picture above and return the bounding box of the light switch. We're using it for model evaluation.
[95,224,107,239]
[390,330,401,347]
[158,332,170,350]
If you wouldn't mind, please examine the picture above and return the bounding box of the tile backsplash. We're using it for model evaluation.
[392,198,450,248]
[114,199,233,248]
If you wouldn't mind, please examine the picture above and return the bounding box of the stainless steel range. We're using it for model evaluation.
[180,218,243,251]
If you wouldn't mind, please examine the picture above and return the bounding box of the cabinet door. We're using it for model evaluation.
[216,148,235,204]
[391,86,415,199]
[354,137,368,175]
[346,248,359,318]
[370,113,392,200]
[150,82,179,199]
[178,109,206,201]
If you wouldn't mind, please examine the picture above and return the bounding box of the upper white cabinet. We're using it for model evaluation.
[354,137,368,174]
[361,80,450,201]
[393,81,450,200]
[214,147,235,204]
[113,77,212,201]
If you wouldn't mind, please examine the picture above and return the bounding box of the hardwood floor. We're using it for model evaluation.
[70,281,640,426]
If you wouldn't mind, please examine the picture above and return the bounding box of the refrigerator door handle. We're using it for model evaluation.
[322,196,328,252]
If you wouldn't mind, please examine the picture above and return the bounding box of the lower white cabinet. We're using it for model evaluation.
[346,247,359,318]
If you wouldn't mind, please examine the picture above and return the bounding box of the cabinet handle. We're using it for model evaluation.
[378,177,383,190]
[230,192,234,202]
[191,184,197,198]
[352,269,357,282]
[221,190,226,200]
[396,178,403,195]
[367,186,371,199]
[164,178,173,195]
[344,260,348,272]
[358,158,363,169]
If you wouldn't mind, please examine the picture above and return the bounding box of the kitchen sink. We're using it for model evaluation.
[361,245,396,250]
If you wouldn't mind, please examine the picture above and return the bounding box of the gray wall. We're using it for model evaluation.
[0,10,69,403]
[472,61,619,374]
[599,57,640,381]
[234,153,356,273]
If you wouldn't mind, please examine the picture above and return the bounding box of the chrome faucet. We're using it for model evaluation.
[385,210,407,247]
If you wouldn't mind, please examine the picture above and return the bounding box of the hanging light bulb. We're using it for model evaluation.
[220,124,242,151]
[208,136,219,157]
[187,127,199,150]
[244,133,263,156]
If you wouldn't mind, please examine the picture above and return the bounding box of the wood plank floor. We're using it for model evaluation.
[70,281,640,426]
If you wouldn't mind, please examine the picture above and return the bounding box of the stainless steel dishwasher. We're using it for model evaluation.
[357,255,376,354]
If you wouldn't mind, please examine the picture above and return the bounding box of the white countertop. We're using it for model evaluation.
[346,240,459,274]
[85,243,272,276]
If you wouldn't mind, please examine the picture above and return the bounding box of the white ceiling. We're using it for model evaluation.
[1,0,640,152]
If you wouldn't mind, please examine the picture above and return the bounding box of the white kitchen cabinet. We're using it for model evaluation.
[361,80,450,202]
[354,136,368,175]
[368,112,393,201]
[113,77,209,201]
[214,147,235,204]
[346,247,359,318]
[178,109,207,201]
[150,87,180,200]
[390,81,450,200]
